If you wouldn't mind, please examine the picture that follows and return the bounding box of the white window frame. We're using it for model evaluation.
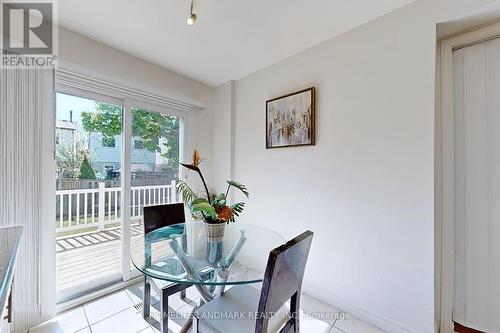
[438,21,500,333]
[55,68,196,300]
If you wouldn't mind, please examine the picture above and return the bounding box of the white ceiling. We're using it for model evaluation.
[59,0,415,86]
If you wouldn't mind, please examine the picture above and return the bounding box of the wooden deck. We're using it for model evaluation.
[56,223,144,300]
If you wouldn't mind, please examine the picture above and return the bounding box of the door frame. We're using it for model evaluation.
[438,21,500,333]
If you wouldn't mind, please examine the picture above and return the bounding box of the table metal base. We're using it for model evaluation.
[170,235,245,333]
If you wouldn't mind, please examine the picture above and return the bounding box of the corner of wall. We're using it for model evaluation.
[212,81,235,194]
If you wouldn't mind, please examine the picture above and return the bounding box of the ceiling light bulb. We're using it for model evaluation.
[187,13,197,26]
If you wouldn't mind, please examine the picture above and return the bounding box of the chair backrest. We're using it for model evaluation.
[143,203,185,234]
[256,230,314,333]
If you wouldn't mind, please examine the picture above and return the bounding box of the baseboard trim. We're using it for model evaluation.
[302,283,427,333]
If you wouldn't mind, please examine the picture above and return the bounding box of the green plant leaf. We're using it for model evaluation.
[211,193,226,208]
[229,202,245,222]
[227,181,250,198]
[191,197,209,205]
[191,202,217,220]
[176,180,197,204]
[214,193,226,201]
[231,202,245,217]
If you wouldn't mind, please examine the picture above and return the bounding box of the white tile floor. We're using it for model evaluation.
[29,282,386,333]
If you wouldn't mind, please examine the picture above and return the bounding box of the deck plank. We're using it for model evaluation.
[56,224,146,297]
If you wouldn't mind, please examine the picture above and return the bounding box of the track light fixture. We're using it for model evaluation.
[187,0,197,26]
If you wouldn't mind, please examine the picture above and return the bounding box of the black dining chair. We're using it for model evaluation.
[192,230,314,333]
[142,203,192,333]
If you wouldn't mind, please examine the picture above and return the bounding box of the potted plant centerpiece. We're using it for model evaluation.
[177,150,249,242]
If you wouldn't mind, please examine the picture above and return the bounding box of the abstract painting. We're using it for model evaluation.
[266,87,315,148]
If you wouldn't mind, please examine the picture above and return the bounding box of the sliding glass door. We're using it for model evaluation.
[124,101,184,279]
[55,91,124,302]
[56,90,186,301]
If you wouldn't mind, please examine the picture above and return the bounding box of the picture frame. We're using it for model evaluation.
[266,87,315,149]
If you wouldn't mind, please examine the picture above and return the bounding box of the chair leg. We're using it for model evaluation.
[192,314,199,333]
[179,288,186,300]
[290,292,300,333]
[143,278,151,319]
[160,289,169,333]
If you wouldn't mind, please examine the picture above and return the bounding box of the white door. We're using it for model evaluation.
[453,37,500,332]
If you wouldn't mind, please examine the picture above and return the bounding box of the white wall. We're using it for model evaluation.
[212,81,235,193]
[216,0,500,332]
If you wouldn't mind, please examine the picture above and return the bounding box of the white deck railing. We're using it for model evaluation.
[56,180,177,232]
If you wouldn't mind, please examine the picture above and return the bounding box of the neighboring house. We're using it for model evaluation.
[56,120,76,147]
[88,133,156,176]
[56,119,156,179]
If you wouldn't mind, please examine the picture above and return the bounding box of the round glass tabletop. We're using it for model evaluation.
[131,222,285,286]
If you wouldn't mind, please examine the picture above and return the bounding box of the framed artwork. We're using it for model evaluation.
[266,87,315,149]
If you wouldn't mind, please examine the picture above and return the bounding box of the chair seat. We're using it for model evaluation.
[194,285,288,333]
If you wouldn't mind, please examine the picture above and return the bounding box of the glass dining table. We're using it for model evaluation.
[130,221,285,333]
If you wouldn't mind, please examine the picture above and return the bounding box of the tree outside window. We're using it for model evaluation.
[81,103,180,172]
[102,137,116,148]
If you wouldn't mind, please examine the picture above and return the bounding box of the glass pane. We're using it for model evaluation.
[55,92,123,302]
[129,107,180,272]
